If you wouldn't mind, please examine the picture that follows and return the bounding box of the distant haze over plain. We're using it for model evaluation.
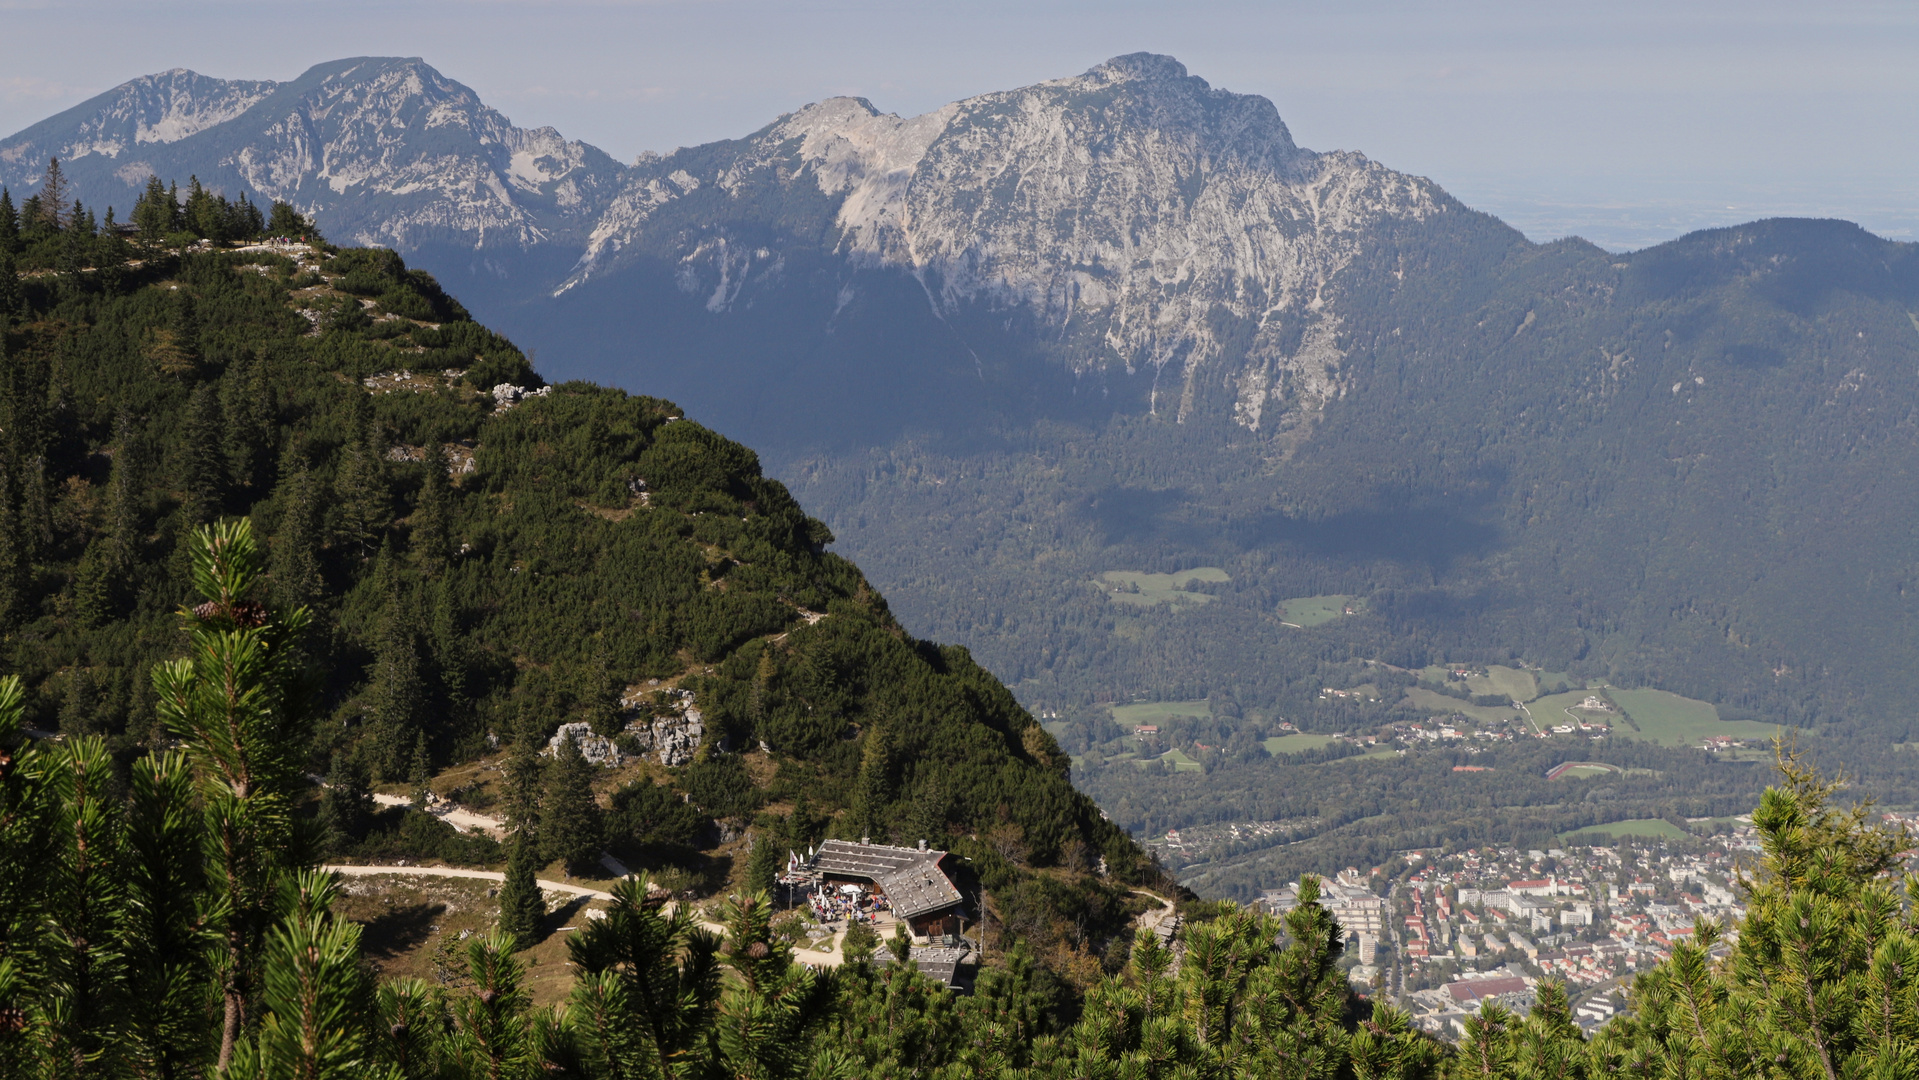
[1,0,1913,250]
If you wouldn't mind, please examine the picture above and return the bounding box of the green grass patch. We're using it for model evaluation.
[1606,688,1781,747]
[1111,700,1213,725]
[1531,690,1620,729]
[1470,665,1539,703]
[1264,733,1341,755]
[1100,568,1229,608]
[1149,748,1205,773]
[1561,819,1689,841]
[1279,594,1358,627]
[1402,687,1519,724]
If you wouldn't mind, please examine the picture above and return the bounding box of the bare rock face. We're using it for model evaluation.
[543,721,622,767]
[562,52,1452,437]
[618,687,705,767]
[0,57,625,255]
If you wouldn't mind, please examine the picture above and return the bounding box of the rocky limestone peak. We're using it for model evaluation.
[0,67,277,189]
[1086,51,1196,85]
[556,53,1451,435]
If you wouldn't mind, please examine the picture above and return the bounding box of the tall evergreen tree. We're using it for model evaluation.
[332,410,389,560]
[317,751,373,852]
[75,414,140,626]
[848,723,894,842]
[220,350,272,492]
[0,188,18,253]
[409,443,452,574]
[176,383,224,527]
[270,453,327,612]
[365,566,429,781]
[542,733,603,875]
[496,835,546,952]
[37,158,68,229]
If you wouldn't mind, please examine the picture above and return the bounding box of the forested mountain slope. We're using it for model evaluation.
[0,199,1147,973]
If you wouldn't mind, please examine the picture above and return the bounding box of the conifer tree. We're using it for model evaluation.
[150,518,317,1071]
[37,158,67,229]
[848,722,894,842]
[366,567,429,781]
[745,833,780,896]
[228,871,378,1079]
[0,464,23,629]
[119,750,214,1080]
[270,454,327,612]
[75,414,140,626]
[332,410,389,560]
[0,247,17,324]
[542,733,604,875]
[176,384,225,528]
[0,188,17,253]
[220,350,272,492]
[565,874,723,1076]
[496,836,546,951]
[318,751,373,852]
[409,443,452,574]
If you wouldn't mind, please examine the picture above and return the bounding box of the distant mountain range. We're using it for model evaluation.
[10,53,1919,743]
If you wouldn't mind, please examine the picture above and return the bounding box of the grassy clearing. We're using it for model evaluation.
[1561,819,1689,842]
[335,872,608,1008]
[1279,595,1357,627]
[1100,568,1230,608]
[1531,690,1619,729]
[1111,700,1213,725]
[1146,748,1205,773]
[1472,665,1539,703]
[1607,688,1782,747]
[1402,687,1520,724]
[1263,733,1341,755]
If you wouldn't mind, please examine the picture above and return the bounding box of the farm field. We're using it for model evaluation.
[1402,687,1520,724]
[1606,688,1782,747]
[1561,819,1690,841]
[1100,567,1229,607]
[1111,699,1213,726]
[1279,594,1357,627]
[1263,733,1342,755]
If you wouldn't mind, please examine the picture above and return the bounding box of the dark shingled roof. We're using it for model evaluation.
[880,946,977,991]
[811,839,963,919]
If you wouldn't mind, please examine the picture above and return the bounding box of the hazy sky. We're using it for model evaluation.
[2,0,1914,249]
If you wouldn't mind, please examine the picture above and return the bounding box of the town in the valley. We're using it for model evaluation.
[1256,810,1919,1037]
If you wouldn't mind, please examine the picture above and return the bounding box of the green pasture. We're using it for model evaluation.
[1471,665,1539,703]
[1531,690,1619,729]
[1606,688,1781,747]
[1279,595,1357,627]
[1561,819,1689,842]
[1402,687,1519,724]
[1264,733,1341,755]
[1148,748,1205,773]
[1111,700,1213,725]
[1100,568,1229,608]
